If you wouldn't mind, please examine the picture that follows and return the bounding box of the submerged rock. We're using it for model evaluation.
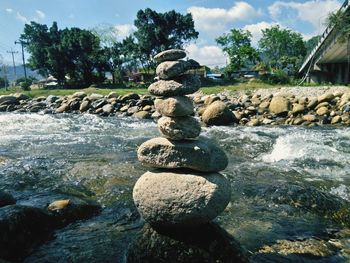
[0,191,16,207]
[133,171,231,227]
[137,137,228,172]
[127,223,248,263]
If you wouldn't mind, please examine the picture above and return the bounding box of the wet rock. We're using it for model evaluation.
[121,93,140,102]
[155,96,194,117]
[71,91,87,99]
[246,118,260,126]
[88,93,104,101]
[128,223,248,262]
[46,95,59,103]
[153,49,187,63]
[79,100,90,112]
[202,101,237,126]
[56,103,69,113]
[133,171,231,227]
[331,115,342,124]
[102,104,114,114]
[14,93,30,101]
[0,205,52,262]
[0,191,16,207]
[0,95,18,106]
[91,98,107,109]
[303,114,317,122]
[148,75,201,97]
[133,111,150,119]
[269,96,290,115]
[158,116,201,140]
[138,137,228,172]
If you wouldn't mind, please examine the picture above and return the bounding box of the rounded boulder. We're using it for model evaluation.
[155,96,194,117]
[202,101,236,126]
[158,116,201,140]
[133,171,231,227]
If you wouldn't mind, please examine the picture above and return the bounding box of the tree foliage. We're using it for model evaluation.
[258,25,306,73]
[216,29,259,73]
[20,22,107,87]
[133,8,198,71]
[305,35,320,57]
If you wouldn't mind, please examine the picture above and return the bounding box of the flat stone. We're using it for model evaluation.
[202,101,236,126]
[148,75,201,97]
[133,171,231,226]
[303,114,317,122]
[133,111,151,119]
[153,49,186,63]
[158,116,201,140]
[318,93,334,103]
[156,60,200,80]
[155,96,194,117]
[137,137,228,172]
[269,96,290,115]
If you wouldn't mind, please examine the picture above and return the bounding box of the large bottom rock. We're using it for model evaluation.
[133,171,231,227]
[137,137,228,172]
[127,223,248,263]
[158,116,201,140]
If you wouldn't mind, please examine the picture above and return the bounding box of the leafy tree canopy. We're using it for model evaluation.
[216,29,259,73]
[258,25,306,72]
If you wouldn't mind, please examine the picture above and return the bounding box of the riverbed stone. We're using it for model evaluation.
[0,96,18,106]
[158,116,201,140]
[269,96,290,115]
[153,49,187,63]
[56,103,69,113]
[331,115,342,124]
[137,137,228,172]
[318,93,334,103]
[303,114,317,122]
[133,171,231,226]
[292,103,305,114]
[133,111,150,119]
[148,75,201,97]
[79,100,90,112]
[316,106,329,116]
[0,191,16,207]
[202,101,236,126]
[154,96,194,117]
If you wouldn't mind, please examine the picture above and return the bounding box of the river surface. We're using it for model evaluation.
[1,113,350,262]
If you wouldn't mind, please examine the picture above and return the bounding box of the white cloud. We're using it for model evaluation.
[269,0,341,34]
[188,1,262,35]
[185,43,227,67]
[16,12,29,23]
[243,21,278,46]
[5,8,13,13]
[35,10,46,19]
[114,24,135,40]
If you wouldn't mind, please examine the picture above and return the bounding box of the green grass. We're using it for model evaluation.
[0,82,341,98]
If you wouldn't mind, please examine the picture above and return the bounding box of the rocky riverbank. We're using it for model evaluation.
[0,85,349,127]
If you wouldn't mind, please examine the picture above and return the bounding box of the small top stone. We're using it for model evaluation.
[154,49,186,63]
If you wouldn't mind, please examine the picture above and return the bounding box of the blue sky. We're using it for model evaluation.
[0,0,344,67]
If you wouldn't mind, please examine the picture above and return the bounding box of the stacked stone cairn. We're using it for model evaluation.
[133,49,231,227]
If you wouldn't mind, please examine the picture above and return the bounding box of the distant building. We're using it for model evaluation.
[299,0,350,84]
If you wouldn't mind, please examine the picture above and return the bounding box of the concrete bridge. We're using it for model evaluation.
[299,0,350,84]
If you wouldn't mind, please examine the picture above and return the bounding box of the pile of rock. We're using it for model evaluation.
[133,49,231,227]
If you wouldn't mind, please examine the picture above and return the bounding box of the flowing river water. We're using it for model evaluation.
[1,112,350,262]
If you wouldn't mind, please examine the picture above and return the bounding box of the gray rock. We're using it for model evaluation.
[102,104,114,114]
[269,96,290,115]
[0,96,18,106]
[88,93,104,101]
[0,191,16,208]
[156,60,200,80]
[71,91,87,99]
[133,171,231,226]
[155,96,194,117]
[121,93,140,102]
[153,49,187,63]
[56,103,69,113]
[158,116,201,140]
[137,137,228,172]
[201,101,236,126]
[133,111,151,119]
[148,75,201,97]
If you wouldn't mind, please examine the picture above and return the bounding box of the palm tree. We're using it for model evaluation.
[327,9,350,84]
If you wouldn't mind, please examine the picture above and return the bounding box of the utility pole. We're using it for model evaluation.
[7,48,18,77]
[14,40,28,80]
[2,65,8,90]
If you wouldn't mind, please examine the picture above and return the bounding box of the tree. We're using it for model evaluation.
[0,77,9,88]
[258,25,306,73]
[305,35,321,57]
[21,22,106,86]
[327,9,350,83]
[216,29,259,73]
[133,8,199,72]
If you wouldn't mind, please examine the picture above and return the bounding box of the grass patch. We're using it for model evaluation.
[0,82,340,98]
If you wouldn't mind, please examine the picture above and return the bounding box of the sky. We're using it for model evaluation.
[0,0,344,68]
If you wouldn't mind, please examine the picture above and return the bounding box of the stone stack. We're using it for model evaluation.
[133,49,231,227]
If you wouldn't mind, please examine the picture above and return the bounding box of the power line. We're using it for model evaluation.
[7,49,19,76]
[14,40,28,80]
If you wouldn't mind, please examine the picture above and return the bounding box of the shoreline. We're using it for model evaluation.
[0,85,349,127]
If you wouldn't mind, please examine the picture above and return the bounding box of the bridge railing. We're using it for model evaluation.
[299,0,350,73]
